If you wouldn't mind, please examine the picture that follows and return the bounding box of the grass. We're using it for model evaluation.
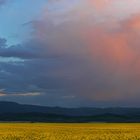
[0,123,140,139]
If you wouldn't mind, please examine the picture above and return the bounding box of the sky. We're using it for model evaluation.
[0,0,140,107]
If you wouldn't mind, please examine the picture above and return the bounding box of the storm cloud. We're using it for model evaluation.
[1,0,140,107]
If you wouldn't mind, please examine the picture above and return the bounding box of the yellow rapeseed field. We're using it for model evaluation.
[0,123,140,140]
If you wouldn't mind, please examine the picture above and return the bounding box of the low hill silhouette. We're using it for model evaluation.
[0,101,140,122]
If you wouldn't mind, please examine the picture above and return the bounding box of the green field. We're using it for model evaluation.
[0,123,140,140]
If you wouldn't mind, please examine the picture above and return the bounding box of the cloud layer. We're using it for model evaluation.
[1,0,140,107]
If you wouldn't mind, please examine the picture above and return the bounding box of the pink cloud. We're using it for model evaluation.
[31,0,140,105]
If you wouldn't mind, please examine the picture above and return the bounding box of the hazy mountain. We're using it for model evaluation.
[0,101,140,122]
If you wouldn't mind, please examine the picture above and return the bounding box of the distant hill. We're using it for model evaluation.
[0,101,140,122]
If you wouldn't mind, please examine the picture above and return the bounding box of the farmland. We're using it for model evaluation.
[0,123,140,139]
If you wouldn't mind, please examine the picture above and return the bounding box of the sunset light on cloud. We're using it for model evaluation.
[0,0,140,107]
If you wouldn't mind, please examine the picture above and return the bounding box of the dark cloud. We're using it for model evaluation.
[0,38,7,47]
[1,0,140,107]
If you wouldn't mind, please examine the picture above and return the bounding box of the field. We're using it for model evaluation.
[0,123,140,140]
